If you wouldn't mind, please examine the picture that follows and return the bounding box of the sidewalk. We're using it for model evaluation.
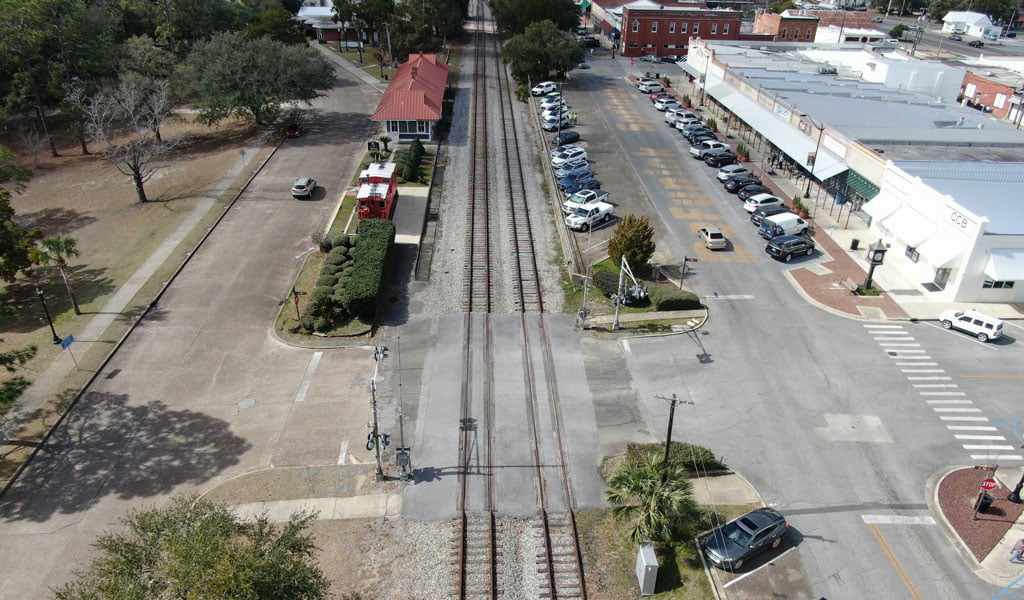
[666,74,1024,323]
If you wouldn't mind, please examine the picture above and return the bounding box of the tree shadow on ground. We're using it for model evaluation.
[0,267,115,334]
[0,391,251,522]
[16,207,97,236]
[380,243,415,327]
[310,111,377,145]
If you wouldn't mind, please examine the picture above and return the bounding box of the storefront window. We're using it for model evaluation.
[905,246,919,263]
[983,279,1015,289]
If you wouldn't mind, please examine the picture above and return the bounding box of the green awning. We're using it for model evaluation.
[844,168,880,200]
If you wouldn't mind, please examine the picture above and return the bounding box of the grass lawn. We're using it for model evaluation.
[273,250,374,342]
[564,258,695,319]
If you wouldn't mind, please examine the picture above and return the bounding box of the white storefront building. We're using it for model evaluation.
[863,162,1024,302]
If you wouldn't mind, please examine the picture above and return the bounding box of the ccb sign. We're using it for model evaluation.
[946,207,977,236]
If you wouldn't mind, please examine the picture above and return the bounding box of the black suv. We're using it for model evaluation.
[704,508,788,571]
[766,235,815,262]
[704,152,737,167]
[739,185,773,202]
[724,176,762,193]
[579,36,600,48]
[552,130,580,146]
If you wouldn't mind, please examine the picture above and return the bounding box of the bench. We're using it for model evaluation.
[841,277,859,293]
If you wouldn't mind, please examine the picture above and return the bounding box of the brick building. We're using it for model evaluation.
[752,11,819,42]
[960,71,1019,121]
[620,2,746,58]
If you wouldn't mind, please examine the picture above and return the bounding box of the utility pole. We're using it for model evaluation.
[370,345,388,481]
[655,394,694,485]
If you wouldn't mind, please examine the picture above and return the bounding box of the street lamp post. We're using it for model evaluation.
[35,287,61,345]
[863,239,890,290]
[804,119,825,198]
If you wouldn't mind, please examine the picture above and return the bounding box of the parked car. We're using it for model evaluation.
[704,152,737,167]
[872,16,884,23]
[291,177,316,199]
[740,185,774,202]
[541,96,568,110]
[685,128,715,143]
[562,189,609,214]
[674,117,704,131]
[717,164,752,181]
[638,81,664,94]
[907,24,922,31]
[554,159,589,177]
[968,40,984,47]
[666,108,697,122]
[635,77,658,87]
[577,62,591,69]
[563,176,602,196]
[749,204,790,226]
[542,115,571,131]
[531,81,557,96]
[552,130,580,146]
[690,140,729,158]
[724,176,761,193]
[689,133,718,145]
[580,36,601,48]
[286,123,304,138]
[698,226,727,250]
[661,54,679,63]
[949,34,963,41]
[703,508,788,571]
[640,54,659,63]
[551,147,587,167]
[555,163,592,180]
[558,170,595,189]
[939,309,1003,342]
[1006,32,1017,38]
[653,97,680,111]
[650,92,670,104]
[765,235,815,262]
[743,192,783,212]
[542,106,570,120]
[551,144,582,158]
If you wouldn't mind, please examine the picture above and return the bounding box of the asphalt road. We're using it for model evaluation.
[0,62,382,599]
[571,54,1024,599]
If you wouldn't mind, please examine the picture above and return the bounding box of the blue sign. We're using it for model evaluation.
[60,334,74,349]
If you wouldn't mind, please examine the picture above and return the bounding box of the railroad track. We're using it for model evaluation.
[454,2,585,598]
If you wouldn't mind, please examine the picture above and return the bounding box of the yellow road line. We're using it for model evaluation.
[963,375,1024,379]
[867,523,923,600]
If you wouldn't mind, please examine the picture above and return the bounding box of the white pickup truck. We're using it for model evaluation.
[562,189,609,214]
[565,201,614,231]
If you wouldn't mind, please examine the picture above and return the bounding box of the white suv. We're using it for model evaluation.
[638,81,664,93]
[939,309,1003,342]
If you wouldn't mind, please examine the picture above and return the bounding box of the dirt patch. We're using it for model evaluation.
[938,467,1024,562]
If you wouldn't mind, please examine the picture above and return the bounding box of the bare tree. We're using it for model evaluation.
[15,124,49,168]
[72,77,188,203]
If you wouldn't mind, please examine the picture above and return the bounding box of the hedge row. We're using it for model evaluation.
[647,284,702,311]
[342,218,395,319]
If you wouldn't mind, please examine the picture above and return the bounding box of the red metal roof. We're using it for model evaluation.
[372,54,449,121]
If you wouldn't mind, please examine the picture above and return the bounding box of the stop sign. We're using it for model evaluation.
[981,478,998,491]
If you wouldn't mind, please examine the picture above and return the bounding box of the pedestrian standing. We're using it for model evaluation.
[1010,537,1024,563]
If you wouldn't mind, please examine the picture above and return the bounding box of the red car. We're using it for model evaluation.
[649,91,669,102]
[286,123,304,138]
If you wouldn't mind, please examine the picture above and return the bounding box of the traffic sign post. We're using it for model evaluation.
[60,334,79,370]
[973,478,1000,521]
[982,478,998,491]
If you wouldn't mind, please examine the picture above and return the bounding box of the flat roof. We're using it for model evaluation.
[893,160,1024,234]
[705,43,1024,160]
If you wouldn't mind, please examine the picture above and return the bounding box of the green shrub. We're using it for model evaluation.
[682,94,692,106]
[329,245,349,258]
[409,138,425,162]
[342,218,395,319]
[299,315,314,332]
[402,160,418,183]
[312,231,331,253]
[332,234,351,248]
[333,281,347,293]
[313,319,331,332]
[592,270,619,297]
[316,274,338,288]
[321,263,342,276]
[325,253,347,266]
[308,286,335,318]
[625,442,726,474]
[647,284,702,311]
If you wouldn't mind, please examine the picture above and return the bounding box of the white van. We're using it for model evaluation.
[758,212,808,238]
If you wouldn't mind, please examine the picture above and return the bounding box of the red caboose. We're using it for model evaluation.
[357,162,398,219]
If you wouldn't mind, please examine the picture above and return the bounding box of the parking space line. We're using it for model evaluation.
[293,351,322,403]
[867,523,924,600]
[337,440,348,465]
[925,323,1000,350]
[955,434,1007,440]
[721,546,799,589]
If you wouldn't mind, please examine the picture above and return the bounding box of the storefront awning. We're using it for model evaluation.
[862,191,899,221]
[984,249,1024,280]
[706,78,848,181]
[879,208,934,247]
[679,60,701,79]
[916,230,965,268]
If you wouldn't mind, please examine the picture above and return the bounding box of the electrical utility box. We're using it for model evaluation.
[635,542,659,596]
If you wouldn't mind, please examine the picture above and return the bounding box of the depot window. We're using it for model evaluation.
[669,22,676,33]
[693,23,699,35]
[680,23,688,33]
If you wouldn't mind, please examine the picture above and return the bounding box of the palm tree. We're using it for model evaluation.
[379,135,392,153]
[35,235,82,315]
[605,449,700,544]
